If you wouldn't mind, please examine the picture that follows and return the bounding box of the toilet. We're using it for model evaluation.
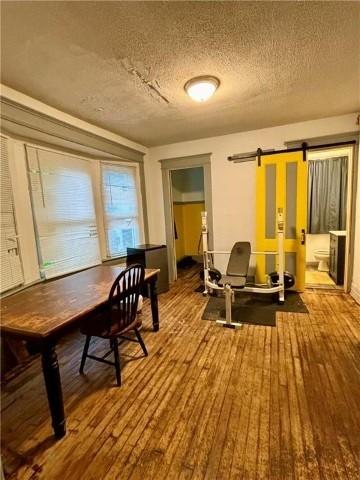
[314,249,330,272]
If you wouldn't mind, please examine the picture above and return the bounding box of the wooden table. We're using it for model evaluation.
[1,265,160,439]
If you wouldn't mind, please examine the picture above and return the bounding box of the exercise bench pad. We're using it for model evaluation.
[217,242,251,289]
[226,242,251,277]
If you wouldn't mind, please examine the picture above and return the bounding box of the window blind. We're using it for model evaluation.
[0,136,24,293]
[26,146,101,279]
[101,163,141,257]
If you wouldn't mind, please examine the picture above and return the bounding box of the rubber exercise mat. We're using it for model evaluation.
[202,291,308,327]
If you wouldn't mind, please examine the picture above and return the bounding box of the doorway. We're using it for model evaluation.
[171,167,205,277]
[305,145,354,290]
[160,153,213,283]
[255,138,357,293]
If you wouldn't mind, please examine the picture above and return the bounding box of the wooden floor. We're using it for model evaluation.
[2,267,360,479]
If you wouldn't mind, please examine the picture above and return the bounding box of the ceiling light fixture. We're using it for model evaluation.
[184,76,220,102]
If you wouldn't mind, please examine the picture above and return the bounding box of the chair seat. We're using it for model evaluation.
[80,304,141,338]
[218,275,246,289]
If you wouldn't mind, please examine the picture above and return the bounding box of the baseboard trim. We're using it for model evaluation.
[350,283,360,304]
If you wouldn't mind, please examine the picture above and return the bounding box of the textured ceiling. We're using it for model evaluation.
[1,1,359,146]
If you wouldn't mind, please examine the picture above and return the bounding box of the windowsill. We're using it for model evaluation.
[101,255,128,265]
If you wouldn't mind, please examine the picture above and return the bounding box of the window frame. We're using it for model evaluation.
[0,135,146,296]
[98,160,145,260]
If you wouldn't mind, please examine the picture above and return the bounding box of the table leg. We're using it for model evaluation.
[41,342,66,439]
[149,276,159,332]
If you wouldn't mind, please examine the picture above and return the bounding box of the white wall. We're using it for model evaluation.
[145,113,359,278]
[351,144,360,303]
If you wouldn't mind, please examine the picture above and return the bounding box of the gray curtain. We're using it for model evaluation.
[307,156,348,234]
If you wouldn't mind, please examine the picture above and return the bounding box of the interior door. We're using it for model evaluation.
[256,151,307,291]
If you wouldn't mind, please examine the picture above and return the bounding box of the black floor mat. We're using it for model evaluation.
[202,291,308,327]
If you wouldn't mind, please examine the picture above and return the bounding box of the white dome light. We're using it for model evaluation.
[184,76,220,102]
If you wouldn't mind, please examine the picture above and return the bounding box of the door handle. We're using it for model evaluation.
[301,229,306,245]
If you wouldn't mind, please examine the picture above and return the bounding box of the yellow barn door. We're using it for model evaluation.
[256,151,307,291]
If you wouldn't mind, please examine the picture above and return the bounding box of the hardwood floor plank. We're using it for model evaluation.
[277,313,295,480]
[300,312,349,479]
[269,324,281,479]
[283,313,307,480]
[128,330,219,480]
[188,327,244,480]
[103,317,215,480]
[255,326,271,480]
[239,327,267,480]
[228,326,259,479]
[290,322,321,480]
[210,327,252,480]
[163,328,235,479]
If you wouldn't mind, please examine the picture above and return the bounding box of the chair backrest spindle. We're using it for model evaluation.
[107,264,145,334]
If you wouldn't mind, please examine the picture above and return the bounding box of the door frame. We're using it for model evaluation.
[160,153,213,283]
[286,131,359,293]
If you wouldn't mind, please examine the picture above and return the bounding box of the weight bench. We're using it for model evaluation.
[201,209,287,330]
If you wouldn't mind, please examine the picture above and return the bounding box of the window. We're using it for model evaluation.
[101,162,142,257]
[26,146,101,279]
[0,136,24,292]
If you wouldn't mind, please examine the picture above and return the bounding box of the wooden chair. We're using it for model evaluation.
[79,264,147,386]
